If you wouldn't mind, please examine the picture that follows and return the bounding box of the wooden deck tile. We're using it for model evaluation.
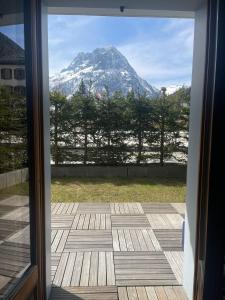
[52,252,115,287]
[52,203,79,215]
[127,287,138,299]
[153,229,183,251]
[110,203,144,215]
[0,219,28,240]
[136,287,148,300]
[171,203,186,215]
[0,275,12,297]
[145,287,158,300]
[141,203,177,214]
[0,205,17,218]
[71,214,111,230]
[52,230,63,253]
[1,207,29,222]
[111,215,150,229]
[0,195,29,207]
[164,251,184,284]
[54,204,66,215]
[57,230,70,253]
[51,203,61,215]
[77,203,111,214]
[0,242,30,279]
[106,252,115,285]
[6,226,30,245]
[0,200,30,297]
[65,230,113,252]
[112,229,162,251]
[51,253,61,282]
[172,286,188,299]
[147,214,183,229]
[71,252,83,286]
[0,275,11,288]
[51,230,70,253]
[114,252,178,286]
[50,286,118,300]
[118,287,129,300]
[54,252,70,286]
[51,215,74,230]
[118,286,187,300]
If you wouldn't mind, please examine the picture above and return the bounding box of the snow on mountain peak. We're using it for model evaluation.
[50,47,158,97]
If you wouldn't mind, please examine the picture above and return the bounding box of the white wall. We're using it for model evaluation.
[183,3,207,299]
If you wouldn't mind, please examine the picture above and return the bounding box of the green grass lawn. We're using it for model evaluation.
[0,177,186,203]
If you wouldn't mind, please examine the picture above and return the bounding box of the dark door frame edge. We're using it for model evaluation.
[194,0,225,299]
[9,266,38,300]
[14,0,48,299]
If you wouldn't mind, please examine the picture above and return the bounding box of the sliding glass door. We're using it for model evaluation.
[0,0,47,299]
[0,1,32,298]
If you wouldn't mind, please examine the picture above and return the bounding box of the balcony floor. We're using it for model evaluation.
[50,202,187,300]
[0,198,187,299]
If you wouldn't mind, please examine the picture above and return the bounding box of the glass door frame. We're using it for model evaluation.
[6,0,49,299]
[194,0,225,299]
[7,0,224,299]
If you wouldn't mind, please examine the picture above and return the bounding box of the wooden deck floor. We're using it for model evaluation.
[50,202,187,299]
[0,195,30,298]
[0,199,187,299]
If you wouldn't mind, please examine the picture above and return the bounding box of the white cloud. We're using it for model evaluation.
[118,19,194,87]
[48,16,100,75]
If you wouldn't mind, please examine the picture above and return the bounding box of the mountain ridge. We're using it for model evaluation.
[49,46,158,98]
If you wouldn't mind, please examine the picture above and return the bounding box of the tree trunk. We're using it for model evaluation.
[84,121,87,165]
[107,132,111,162]
[160,119,164,166]
[137,130,142,165]
[54,106,59,165]
[159,89,167,166]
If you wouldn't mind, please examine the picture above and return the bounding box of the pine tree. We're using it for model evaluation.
[70,81,97,164]
[167,87,190,162]
[95,89,129,165]
[0,86,27,172]
[50,91,70,165]
[127,90,157,164]
[153,87,190,165]
[77,79,86,96]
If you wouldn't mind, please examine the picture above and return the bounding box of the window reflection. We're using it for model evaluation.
[0,2,31,298]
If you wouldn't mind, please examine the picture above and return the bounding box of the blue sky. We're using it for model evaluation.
[0,24,24,47]
[48,16,194,88]
[0,16,194,88]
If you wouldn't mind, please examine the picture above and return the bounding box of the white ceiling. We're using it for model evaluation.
[0,0,205,27]
[47,0,205,18]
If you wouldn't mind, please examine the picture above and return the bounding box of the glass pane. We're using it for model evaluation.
[0,1,31,298]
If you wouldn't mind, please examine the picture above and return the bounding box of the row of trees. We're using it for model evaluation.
[50,82,190,166]
[0,82,190,173]
[0,86,28,173]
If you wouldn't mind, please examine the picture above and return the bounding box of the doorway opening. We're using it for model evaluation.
[0,1,214,299]
[48,14,194,300]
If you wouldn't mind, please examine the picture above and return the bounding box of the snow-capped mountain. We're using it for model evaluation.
[49,46,158,98]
